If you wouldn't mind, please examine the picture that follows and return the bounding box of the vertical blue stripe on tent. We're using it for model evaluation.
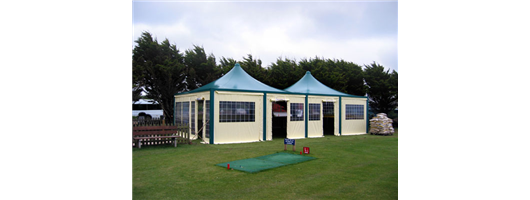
[263,93,267,141]
[366,98,369,134]
[339,96,342,135]
[305,95,308,138]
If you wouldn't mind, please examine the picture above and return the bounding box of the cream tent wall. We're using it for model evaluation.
[307,95,340,137]
[265,93,307,140]
[285,95,306,139]
[340,97,367,135]
[213,91,263,144]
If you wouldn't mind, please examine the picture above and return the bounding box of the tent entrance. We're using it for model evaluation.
[196,100,211,141]
[272,101,287,139]
[323,102,334,135]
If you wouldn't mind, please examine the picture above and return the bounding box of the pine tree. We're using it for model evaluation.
[363,62,398,114]
[133,32,186,122]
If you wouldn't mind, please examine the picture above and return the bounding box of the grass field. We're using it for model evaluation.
[133,129,397,199]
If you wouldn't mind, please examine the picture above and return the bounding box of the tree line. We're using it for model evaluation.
[133,31,397,122]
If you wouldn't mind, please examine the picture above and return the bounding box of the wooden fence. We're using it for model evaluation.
[132,117,165,126]
[132,123,190,148]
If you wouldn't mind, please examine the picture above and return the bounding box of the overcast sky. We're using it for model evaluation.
[133,1,398,72]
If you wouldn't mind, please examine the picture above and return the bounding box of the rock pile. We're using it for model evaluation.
[369,113,394,135]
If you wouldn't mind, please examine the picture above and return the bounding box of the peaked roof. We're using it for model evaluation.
[179,63,285,94]
[284,71,364,97]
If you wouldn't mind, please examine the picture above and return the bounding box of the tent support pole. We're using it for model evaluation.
[366,98,369,134]
[339,96,342,136]
[263,93,267,141]
[305,95,308,138]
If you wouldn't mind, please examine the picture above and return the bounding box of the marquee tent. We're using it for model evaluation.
[283,71,368,137]
[174,63,368,144]
[174,63,288,144]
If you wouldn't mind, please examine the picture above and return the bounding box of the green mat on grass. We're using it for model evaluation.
[216,152,316,173]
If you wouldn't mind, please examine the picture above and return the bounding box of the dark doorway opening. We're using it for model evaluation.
[272,101,287,139]
[197,100,204,137]
[323,102,335,135]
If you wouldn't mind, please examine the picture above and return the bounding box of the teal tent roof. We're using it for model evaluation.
[179,63,285,94]
[284,71,365,97]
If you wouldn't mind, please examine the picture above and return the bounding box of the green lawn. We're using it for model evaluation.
[133,129,398,199]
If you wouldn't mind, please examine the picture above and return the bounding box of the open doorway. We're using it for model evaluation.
[272,101,287,139]
[323,102,335,135]
[196,100,210,140]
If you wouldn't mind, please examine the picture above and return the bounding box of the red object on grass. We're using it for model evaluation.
[300,151,302,155]
[228,164,230,169]
[303,147,310,154]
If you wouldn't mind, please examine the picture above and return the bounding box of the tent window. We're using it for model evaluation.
[182,102,189,124]
[290,103,304,121]
[219,101,255,123]
[175,102,182,124]
[309,103,320,121]
[346,104,364,120]
[175,102,189,124]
